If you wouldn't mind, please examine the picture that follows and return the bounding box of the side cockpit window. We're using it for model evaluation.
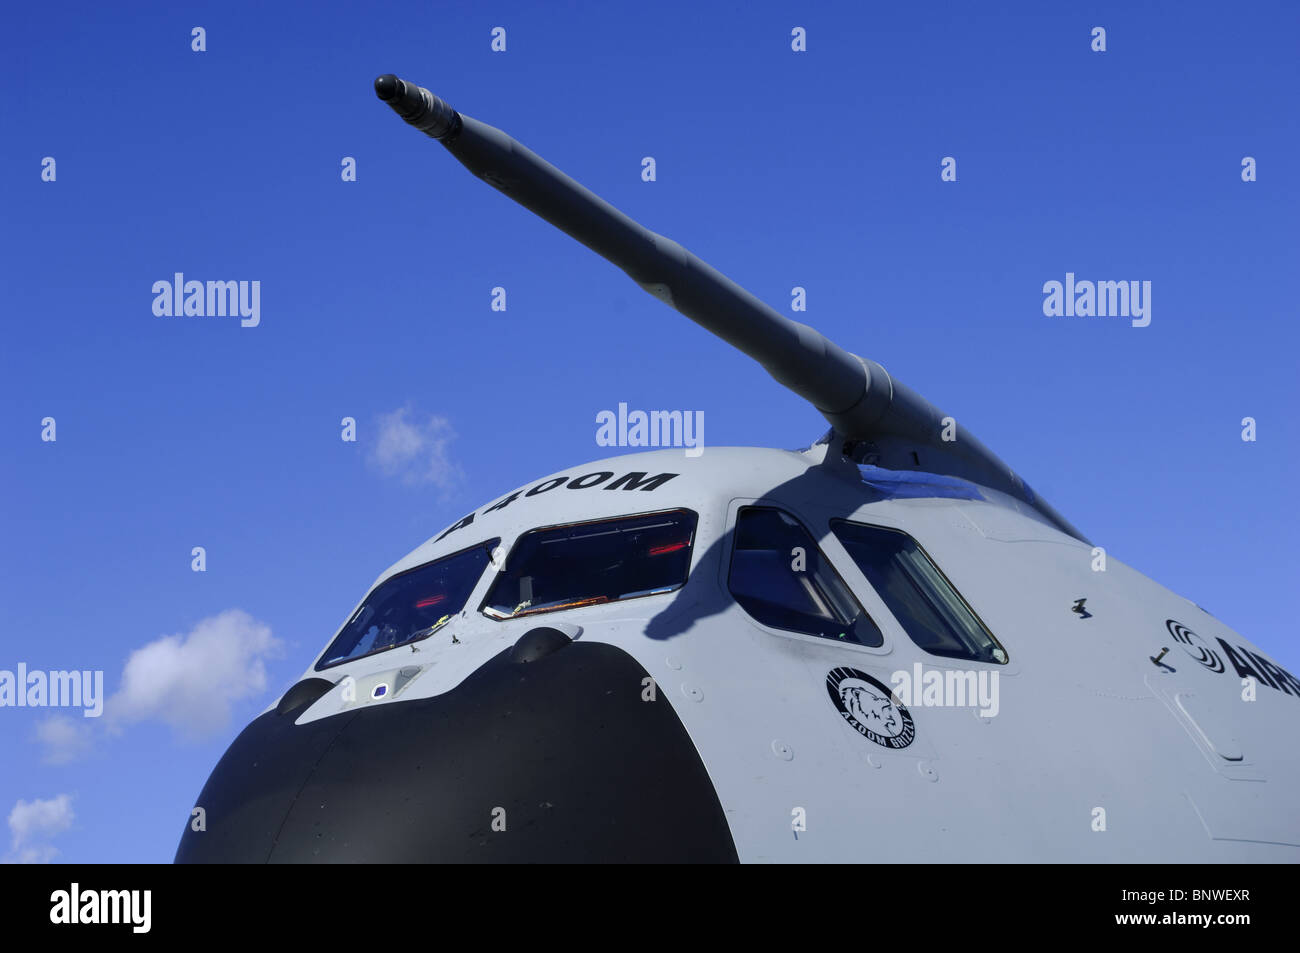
[316,538,500,670]
[830,520,1006,664]
[728,507,883,647]
[481,509,697,620]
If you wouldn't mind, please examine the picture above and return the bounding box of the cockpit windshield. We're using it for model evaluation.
[830,520,1006,664]
[316,539,500,669]
[482,510,697,619]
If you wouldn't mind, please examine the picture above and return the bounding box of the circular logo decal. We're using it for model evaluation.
[1166,619,1224,673]
[825,667,915,749]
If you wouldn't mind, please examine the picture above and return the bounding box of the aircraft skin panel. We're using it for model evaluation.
[190,446,1296,863]
[685,498,1299,861]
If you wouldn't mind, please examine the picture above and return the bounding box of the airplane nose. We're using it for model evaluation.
[175,635,737,863]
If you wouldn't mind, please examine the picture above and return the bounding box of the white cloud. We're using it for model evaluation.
[369,405,463,494]
[34,715,94,765]
[107,609,282,740]
[5,794,74,864]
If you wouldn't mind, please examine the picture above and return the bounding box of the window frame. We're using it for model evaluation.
[314,537,501,672]
[722,500,890,655]
[477,507,700,622]
[828,517,1009,665]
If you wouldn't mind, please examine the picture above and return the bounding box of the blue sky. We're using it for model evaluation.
[1,1,1297,862]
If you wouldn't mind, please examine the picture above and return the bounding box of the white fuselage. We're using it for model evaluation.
[282,446,1300,861]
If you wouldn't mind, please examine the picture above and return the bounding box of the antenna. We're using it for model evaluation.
[375,75,1086,542]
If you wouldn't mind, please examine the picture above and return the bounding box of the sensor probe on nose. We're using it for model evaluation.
[374,73,462,140]
[371,72,1088,544]
[371,72,882,442]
